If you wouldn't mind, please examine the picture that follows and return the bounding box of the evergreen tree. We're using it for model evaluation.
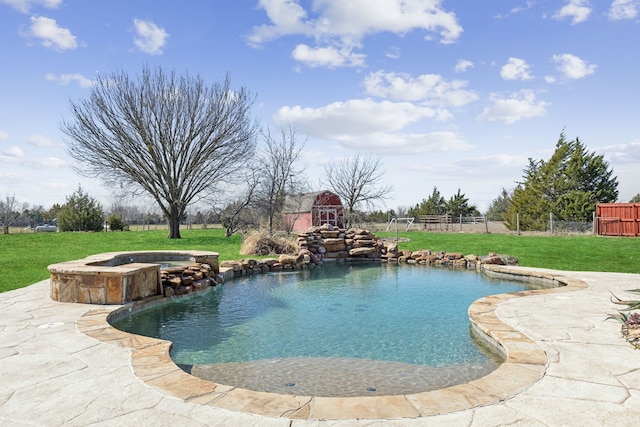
[57,186,104,232]
[506,133,618,231]
[486,188,512,221]
[409,186,446,217]
[446,189,479,221]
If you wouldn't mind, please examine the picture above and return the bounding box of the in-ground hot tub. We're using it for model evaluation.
[48,250,219,304]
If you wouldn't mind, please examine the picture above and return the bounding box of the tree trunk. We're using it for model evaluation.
[3,225,8,235]
[167,205,182,239]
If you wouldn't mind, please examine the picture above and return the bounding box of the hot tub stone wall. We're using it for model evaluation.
[48,250,220,304]
[49,263,161,305]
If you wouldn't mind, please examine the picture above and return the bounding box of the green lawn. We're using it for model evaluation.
[1,228,639,294]
[0,228,242,293]
[377,231,640,273]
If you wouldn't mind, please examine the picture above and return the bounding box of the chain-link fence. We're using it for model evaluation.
[546,220,593,234]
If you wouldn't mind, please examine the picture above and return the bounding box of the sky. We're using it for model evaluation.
[1,0,639,215]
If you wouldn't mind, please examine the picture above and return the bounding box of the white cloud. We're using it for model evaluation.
[292,44,365,68]
[0,130,8,141]
[457,154,528,170]
[454,59,474,73]
[273,96,471,154]
[247,0,310,45]
[275,98,437,138]
[0,151,66,168]
[553,0,592,24]
[26,16,77,51]
[509,1,535,15]
[500,57,533,81]
[552,53,597,79]
[3,146,24,157]
[33,157,65,168]
[45,73,93,88]
[248,0,462,67]
[608,0,639,20]
[363,71,478,109]
[0,0,61,13]
[27,134,54,147]
[602,139,640,163]
[476,90,549,124]
[133,18,169,55]
[332,131,470,154]
[385,46,401,59]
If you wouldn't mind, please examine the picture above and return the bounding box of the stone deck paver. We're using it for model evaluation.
[1,267,640,426]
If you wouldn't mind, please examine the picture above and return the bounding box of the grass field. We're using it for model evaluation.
[0,228,242,293]
[377,231,640,273]
[1,228,639,293]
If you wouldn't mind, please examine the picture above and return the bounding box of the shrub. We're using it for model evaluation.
[240,230,296,256]
[57,186,104,232]
[107,213,126,231]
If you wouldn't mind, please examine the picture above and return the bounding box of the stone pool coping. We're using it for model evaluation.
[75,264,587,420]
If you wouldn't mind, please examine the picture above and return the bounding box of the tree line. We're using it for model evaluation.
[1,66,634,236]
[487,133,621,231]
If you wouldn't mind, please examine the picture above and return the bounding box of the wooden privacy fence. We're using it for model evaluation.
[596,203,640,237]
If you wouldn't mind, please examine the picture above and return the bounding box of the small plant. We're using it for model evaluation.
[605,310,629,324]
[607,289,640,349]
[610,289,640,312]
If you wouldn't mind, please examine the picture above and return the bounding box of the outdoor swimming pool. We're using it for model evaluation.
[112,263,538,397]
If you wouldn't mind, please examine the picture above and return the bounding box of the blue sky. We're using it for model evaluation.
[1,0,639,214]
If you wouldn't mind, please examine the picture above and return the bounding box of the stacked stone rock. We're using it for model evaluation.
[161,262,223,297]
[218,225,385,276]
[217,224,516,278]
[297,224,384,261]
[380,244,508,269]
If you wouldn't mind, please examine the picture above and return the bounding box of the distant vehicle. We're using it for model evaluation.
[35,224,57,232]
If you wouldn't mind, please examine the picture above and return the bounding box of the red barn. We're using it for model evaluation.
[596,203,640,236]
[283,191,344,232]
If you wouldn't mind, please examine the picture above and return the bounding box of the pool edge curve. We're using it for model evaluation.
[75,264,588,420]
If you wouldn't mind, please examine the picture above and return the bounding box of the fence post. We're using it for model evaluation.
[395,216,399,246]
[517,213,520,235]
[592,211,596,234]
[549,212,554,234]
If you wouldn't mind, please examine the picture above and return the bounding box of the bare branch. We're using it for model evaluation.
[325,153,393,228]
[254,125,307,234]
[60,66,259,238]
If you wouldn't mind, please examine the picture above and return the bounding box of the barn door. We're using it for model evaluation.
[317,207,338,226]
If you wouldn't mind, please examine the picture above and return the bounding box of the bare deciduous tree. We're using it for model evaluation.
[255,126,306,235]
[325,153,392,229]
[61,66,258,238]
[0,195,19,234]
[218,169,261,237]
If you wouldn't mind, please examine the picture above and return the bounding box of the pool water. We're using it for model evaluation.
[112,263,534,396]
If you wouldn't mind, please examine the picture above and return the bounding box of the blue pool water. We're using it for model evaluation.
[113,263,535,397]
